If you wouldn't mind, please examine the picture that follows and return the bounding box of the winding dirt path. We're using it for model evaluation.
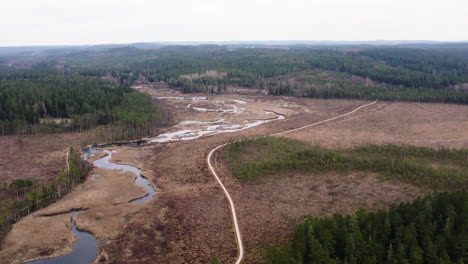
[66,150,70,173]
[207,100,378,264]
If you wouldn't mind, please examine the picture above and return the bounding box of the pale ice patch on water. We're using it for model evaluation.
[149,129,198,143]
[189,97,207,101]
[176,120,205,126]
[176,119,227,127]
[156,96,185,100]
[191,105,245,114]
[232,105,245,113]
[191,107,213,112]
[127,97,285,144]
[232,99,246,104]
[156,96,207,101]
[264,110,285,119]
[147,112,284,143]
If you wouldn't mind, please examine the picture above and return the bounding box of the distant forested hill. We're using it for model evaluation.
[3,43,466,103]
[1,43,468,136]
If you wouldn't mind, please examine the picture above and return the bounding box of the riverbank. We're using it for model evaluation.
[2,87,467,263]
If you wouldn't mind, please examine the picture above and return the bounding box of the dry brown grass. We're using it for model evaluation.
[282,101,468,149]
[102,92,467,263]
[0,133,88,182]
[231,171,426,264]
[3,88,467,264]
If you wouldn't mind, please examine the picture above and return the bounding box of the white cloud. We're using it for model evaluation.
[0,0,467,46]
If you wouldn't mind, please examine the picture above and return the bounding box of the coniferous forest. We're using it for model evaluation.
[0,74,169,138]
[1,44,468,137]
[1,43,468,263]
[1,44,468,119]
[266,191,467,264]
[0,148,89,243]
[225,137,468,264]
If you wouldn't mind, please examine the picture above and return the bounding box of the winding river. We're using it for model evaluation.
[25,210,98,264]
[23,103,286,264]
[90,149,156,204]
[25,147,156,264]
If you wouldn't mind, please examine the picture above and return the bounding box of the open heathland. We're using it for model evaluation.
[225,137,468,190]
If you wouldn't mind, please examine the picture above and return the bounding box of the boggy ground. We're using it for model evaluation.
[0,150,152,264]
[283,100,468,149]
[0,132,90,183]
[100,90,467,263]
[0,89,323,263]
[2,87,467,264]
[0,131,96,251]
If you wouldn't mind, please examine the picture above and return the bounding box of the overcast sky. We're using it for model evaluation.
[1,0,467,46]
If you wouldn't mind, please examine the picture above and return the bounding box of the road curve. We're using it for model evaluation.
[207,100,377,264]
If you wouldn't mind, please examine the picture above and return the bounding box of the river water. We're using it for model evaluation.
[25,148,156,264]
[24,104,285,264]
[90,149,155,204]
[24,210,98,264]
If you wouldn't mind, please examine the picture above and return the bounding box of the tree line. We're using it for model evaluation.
[226,137,468,190]
[3,45,468,104]
[265,191,467,264]
[44,45,468,103]
[0,147,89,246]
[0,74,170,138]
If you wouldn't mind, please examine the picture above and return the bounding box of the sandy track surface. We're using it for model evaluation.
[2,87,467,264]
[207,100,377,264]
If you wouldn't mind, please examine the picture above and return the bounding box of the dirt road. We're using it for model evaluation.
[207,100,377,264]
[2,87,466,264]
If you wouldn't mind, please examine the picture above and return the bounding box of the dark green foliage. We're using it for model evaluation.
[210,257,224,264]
[264,191,468,264]
[3,45,468,104]
[8,178,34,199]
[0,147,89,244]
[357,48,468,88]
[225,137,468,190]
[304,85,468,104]
[92,91,169,141]
[111,47,468,103]
[0,75,131,123]
[0,74,169,138]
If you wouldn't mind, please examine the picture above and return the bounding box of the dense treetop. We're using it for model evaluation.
[3,44,467,103]
[1,43,468,136]
[225,137,468,190]
[266,191,467,264]
[0,74,168,138]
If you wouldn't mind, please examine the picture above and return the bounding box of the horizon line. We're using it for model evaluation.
[1,39,468,48]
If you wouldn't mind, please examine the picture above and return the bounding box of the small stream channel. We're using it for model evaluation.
[24,108,285,264]
[25,147,156,264]
[90,149,156,204]
[25,210,98,264]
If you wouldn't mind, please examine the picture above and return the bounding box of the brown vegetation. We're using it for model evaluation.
[282,100,468,149]
[2,87,467,264]
[103,92,466,263]
[0,133,87,182]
